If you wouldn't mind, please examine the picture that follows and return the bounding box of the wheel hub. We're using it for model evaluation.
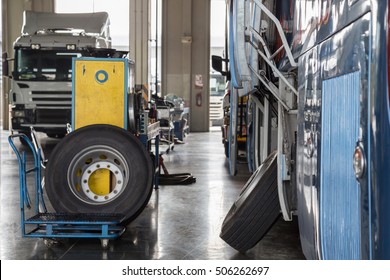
[80,161,124,202]
[67,145,130,205]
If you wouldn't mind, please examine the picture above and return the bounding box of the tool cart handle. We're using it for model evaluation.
[8,134,44,214]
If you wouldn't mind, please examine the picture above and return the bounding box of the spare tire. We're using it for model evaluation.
[220,150,280,253]
[45,124,154,225]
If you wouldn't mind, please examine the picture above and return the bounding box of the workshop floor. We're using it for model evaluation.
[0,128,305,260]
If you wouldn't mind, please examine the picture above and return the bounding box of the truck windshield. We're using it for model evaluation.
[14,49,88,81]
[210,74,225,96]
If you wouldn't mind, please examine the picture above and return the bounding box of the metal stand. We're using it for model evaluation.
[138,121,161,189]
[8,134,126,249]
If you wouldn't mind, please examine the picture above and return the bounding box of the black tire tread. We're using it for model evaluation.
[45,124,154,225]
[220,151,280,252]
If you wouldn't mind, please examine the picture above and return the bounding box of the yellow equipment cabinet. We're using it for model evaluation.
[72,58,128,130]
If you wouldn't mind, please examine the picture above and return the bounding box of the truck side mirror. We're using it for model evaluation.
[212,55,223,73]
[211,55,230,80]
[2,52,9,77]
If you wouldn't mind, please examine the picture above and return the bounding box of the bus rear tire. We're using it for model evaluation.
[220,150,280,253]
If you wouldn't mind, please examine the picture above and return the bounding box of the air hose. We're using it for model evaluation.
[159,172,196,185]
[151,154,196,185]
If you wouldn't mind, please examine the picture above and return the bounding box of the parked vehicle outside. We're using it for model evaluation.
[209,72,225,126]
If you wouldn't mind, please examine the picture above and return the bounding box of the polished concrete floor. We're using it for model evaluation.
[0,128,305,260]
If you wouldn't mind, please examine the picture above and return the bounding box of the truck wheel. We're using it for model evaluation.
[45,124,154,225]
[220,150,280,253]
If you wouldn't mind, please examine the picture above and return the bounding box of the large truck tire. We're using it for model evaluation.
[220,150,280,253]
[45,124,154,225]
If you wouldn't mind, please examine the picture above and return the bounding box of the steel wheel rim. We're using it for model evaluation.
[67,145,130,205]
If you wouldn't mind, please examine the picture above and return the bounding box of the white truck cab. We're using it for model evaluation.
[4,11,111,137]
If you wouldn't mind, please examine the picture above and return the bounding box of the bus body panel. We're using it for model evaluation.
[297,9,372,260]
[295,1,390,259]
[223,0,390,259]
[297,47,321,260]
[319,13,371,260]
[320,71,362,259]
[291,0,370,61]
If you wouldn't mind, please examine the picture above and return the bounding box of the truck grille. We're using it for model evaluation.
[31,91,72,107]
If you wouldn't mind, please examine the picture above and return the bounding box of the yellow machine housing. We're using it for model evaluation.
[72,58,129,130]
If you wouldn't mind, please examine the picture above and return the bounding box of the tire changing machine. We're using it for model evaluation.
[8,53,160,248]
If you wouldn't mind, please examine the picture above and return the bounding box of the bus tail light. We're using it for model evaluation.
[353,144,366,179]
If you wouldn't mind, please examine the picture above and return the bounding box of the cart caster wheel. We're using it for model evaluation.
[43,238,60,248]
[101,239,109,249]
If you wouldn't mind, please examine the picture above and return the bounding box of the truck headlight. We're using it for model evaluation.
[66,44,76,50]
[12,110,25,118]
[31,44,41,50]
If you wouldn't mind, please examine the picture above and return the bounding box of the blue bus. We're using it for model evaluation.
[214,0,390,260]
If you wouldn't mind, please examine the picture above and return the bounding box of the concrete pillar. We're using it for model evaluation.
[129,0,149,88]
[1,0,54,130]
[190,0,210,132]
[162,0,210,132]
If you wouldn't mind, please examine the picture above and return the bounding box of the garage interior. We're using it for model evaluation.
[0,0,305,260]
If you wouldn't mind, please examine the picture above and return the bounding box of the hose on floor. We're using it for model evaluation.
[151,154,196,185]
[159,173,196,185]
